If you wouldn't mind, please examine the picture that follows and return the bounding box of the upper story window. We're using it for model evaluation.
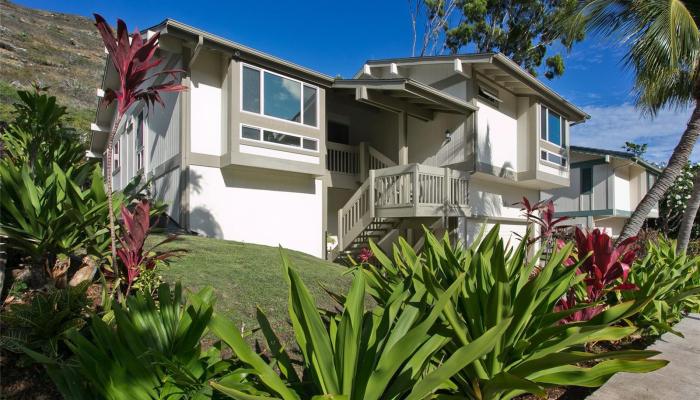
[240,124,319,152]
[540,105,565,147]
[540,150,567,167]
[241,64,319,127]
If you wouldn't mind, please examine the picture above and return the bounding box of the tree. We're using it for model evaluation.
[623,141,648,158]
[408,0,459,56]
[676,166,700,252]
[438,0,585,78]
[93,15,186,281]
[565,1,700,245]
[657,162,698,236]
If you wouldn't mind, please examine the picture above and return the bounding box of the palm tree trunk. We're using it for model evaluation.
[617,102,700,244]
[105,116,122,280]
[676,169,700,253]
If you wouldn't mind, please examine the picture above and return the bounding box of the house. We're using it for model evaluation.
[542,146,661,236]
[88,19,589,260]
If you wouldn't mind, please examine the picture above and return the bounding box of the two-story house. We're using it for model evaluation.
[88,19,588,260]
[542,146,661,236]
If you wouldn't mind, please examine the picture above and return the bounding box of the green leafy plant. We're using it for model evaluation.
[209,250,511,399]
[29,283,233,399]
[622,236,700,336]
[0,282,90,362]
[363,225,667,399]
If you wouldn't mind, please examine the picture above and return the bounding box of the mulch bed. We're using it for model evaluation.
[0,350,61,400]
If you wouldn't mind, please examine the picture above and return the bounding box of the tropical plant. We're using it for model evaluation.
[557,228,639,322]
[564,0,700,244]
[676,168,700,251]
[622,237,700,336]
[29,283,233,400]
[209,250,512,399]
[658,162,699,237]
[93,14,186,275]
[0,282,90,362]
[116,199,183,295]
[362,225,666,399]
[517,197,569,254]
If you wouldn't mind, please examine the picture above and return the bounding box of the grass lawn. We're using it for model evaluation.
[152,234,351,344]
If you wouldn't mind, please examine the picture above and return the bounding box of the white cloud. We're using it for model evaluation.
[571,104,696,163]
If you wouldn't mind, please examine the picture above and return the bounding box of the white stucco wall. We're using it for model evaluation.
[190,50,223,156]
[188,165,323,257]
[476,96,518,174]
[614,167,631,211]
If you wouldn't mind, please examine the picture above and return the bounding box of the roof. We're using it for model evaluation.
[570,145,663,174]
[360,53,590,123]
[333,78,477,118]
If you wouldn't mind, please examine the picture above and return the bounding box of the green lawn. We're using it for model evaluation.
[152,234,351,344]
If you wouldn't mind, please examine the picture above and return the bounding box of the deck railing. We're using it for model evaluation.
[338,163,470,250]
[327,142,360,176]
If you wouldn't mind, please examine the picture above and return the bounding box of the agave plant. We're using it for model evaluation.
[93,14,186,275]
[116,199,183,295]
[364,225,666,399]
[209,250,512,399]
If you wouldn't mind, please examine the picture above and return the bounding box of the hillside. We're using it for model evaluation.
[0,0,104,134]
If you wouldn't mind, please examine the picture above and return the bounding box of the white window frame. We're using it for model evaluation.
[540,149,567,167]
[240,63,320,129]
[540,104,565,147]
[239,123,320,153]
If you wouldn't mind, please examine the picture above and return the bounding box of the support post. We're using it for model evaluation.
[338,209,344,250]
[413,164,420,213]
[369,169,376,218]
[398,111,408,165]
[359,142,369,182]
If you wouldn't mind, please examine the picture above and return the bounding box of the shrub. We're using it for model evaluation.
[0,282,90,362]
[209,251,511,399]
[29,283,233,399]
[622,236,700,336]
[363,225,666,399]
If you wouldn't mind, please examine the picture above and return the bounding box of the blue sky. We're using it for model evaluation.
[18,0,694,163]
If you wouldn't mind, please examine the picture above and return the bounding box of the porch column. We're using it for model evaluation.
[398,111,408,165]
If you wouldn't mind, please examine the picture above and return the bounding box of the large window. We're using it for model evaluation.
[241,64,318,127]
[240,124,319,152]
[113,140,120,171]
[540,105,564,146]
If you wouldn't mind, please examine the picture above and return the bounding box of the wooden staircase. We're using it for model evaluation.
[332,163,471,261]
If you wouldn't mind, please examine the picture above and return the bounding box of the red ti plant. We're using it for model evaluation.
[94,14,186,277]
[517,197,569,253]
[556,228,639,322]
[357,247,373,263]
[116,199,183,295]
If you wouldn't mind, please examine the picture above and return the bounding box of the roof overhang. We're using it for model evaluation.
[570,145,663,174]
[333,78,477,121]
[361,53,589,124]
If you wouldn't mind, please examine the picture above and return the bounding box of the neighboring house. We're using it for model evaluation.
[542,146,661,236]
[88,19,588,260]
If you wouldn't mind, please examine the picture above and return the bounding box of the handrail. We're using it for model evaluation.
[337,170,375,249]
[368,145,396,170]
[327,141,359,176]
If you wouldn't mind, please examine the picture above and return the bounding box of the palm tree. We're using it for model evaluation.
[93,15,185,282]
[567,0,699,244]
[676,169,700,252]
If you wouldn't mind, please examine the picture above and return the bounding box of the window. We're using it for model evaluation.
[113,140,120,171]
[540,150,567,167]
[240,124,319,152]
[540,105,564,146]
[581,167,593,194]
[135,112,144,171]
[241,64,318,127]
[242,66,261,113]
[477,85,501,107]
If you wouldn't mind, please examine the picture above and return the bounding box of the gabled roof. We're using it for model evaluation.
[570,145,663,174]
[359,53,589,123]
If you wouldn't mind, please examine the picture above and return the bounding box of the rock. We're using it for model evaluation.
[69,256,97,287]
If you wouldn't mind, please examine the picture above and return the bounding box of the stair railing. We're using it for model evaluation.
[338,170,375,250]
